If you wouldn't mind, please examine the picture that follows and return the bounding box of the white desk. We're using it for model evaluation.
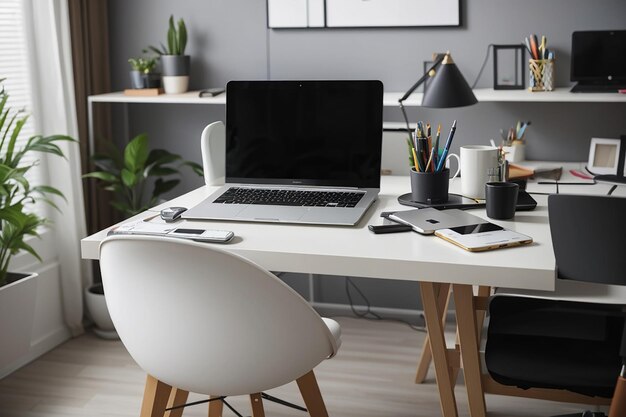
[81,166,624,417]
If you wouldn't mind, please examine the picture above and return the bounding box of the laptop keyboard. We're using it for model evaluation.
[213,187,365,207]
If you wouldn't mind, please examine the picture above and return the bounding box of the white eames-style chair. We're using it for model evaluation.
[99,235,341,417]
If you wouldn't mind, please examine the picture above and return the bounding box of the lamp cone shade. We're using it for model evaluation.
[421,55,477,108]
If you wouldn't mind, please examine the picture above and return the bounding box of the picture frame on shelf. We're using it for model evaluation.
[493,44,526,90]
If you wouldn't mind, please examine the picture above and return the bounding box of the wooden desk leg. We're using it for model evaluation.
[140,374,172,417]
[453,284,487,417]
[415,283,452,384]
[165,388,189,417]
[420,282,458,417]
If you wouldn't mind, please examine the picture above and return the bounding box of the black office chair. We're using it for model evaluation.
[485,194,626,417]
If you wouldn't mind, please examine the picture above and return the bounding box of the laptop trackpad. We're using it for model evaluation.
[238,205,306,222]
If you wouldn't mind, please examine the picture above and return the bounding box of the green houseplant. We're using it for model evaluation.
[84,133,202,217]
[83,133,201,339]
[0,79,74,359]
[148,15,190,94]
[128,56,160,89]
[0,80,73,287]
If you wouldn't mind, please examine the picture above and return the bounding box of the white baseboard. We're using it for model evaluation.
[0,326,71,379]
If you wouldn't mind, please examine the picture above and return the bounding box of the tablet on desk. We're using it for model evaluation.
[435,223,533,252]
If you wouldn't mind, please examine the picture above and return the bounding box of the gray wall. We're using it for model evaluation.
[107,0,626,315]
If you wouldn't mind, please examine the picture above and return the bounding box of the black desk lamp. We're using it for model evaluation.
[398,52,478,133]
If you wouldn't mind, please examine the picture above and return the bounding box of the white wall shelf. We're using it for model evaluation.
[384,88,626,106]
[88,91,226,105]
[87,88,626,156]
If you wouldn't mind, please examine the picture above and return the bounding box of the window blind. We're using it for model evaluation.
[0,0,46,216]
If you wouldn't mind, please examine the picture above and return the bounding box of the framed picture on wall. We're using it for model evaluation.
[326,0,460,28]
[267,0,461,29]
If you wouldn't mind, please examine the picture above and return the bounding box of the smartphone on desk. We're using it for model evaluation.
[167,228,234,243]
[435,223,532,252]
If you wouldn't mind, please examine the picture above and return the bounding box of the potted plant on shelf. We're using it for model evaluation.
[0,80,74,356]
[83,133,202,337]
[148,15,190,94]
[128,56,160,89]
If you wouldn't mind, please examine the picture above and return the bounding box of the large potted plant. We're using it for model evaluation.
[0,80,73,361]
[149,15,189,94]
[83,133,202,337]
[128,56,160,89]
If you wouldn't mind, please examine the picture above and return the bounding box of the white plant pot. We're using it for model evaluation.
[85,283,119,340]
[0,272,38,368]
[162,75,189,94]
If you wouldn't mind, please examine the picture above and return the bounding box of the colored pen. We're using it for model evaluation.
[425,147,435,172]
[434,124,441,169]
[411,147,419,171]
[436,120,457,172]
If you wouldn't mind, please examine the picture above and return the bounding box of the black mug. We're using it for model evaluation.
[485,182,519,220]
[410,168,450,204]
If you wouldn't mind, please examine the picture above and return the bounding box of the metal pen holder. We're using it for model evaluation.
[528,59,554,92]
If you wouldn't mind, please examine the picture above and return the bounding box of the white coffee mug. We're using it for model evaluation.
[460,145,499,199]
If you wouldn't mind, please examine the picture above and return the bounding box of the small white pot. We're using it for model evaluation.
[162,75,189,94]
[85,283,119,340]
[503,144,525,163]
[0,272,38,368]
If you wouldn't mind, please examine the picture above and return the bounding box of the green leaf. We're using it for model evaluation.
[168,15,176,55]
[83,171,118,182]
[0,204,27,227]
[145,166,178,177]
[152,178,179,198]
[32,185,66,202]
[124,133,149,172]
[6,116,28,164]
[121,168,137,188]
[181,161,203,177]
[110,200,134,216]
[16,241,42,262]
[178,18,187,55]
[146,148,181,166]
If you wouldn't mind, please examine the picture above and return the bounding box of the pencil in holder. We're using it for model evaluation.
[528,59,554,92]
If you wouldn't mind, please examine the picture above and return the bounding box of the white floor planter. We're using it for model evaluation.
[85,283,119,340]
[0,272,38,368]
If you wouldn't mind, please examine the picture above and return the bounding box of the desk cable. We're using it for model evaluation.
[341,277,426,333]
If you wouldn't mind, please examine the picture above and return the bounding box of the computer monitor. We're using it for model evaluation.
[571,30,626,87]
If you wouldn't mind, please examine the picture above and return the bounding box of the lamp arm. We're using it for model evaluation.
[398,54,446,104]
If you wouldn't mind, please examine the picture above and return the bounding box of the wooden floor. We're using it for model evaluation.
[0,317,591,417]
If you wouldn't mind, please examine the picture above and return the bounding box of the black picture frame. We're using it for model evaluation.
[493,44,526,90]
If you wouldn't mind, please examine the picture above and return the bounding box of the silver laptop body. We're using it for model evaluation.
[183,80,384,226]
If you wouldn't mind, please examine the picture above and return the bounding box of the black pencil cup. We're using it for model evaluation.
[410,168,450,204]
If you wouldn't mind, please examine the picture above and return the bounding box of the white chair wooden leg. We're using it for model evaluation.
[165,388,189,417]
[140,374,172,417]
[297,370,329,417]
[208,396,223,417]
[249,393,265,417]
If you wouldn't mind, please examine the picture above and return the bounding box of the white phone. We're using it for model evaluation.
[167,228,234,243]
[435,223,532,252]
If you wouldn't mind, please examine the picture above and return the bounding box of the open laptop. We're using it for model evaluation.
[183,80,384,226]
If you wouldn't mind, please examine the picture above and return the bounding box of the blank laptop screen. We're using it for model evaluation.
[225,80,383,188]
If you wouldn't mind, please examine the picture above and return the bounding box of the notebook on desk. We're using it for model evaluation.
[183,80,384,226]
